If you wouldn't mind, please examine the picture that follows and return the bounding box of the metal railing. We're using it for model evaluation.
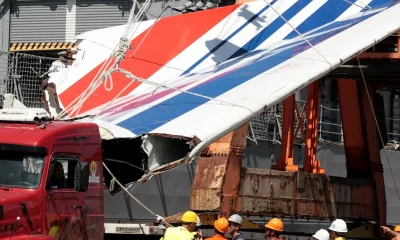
[0,51,57,108]
[249,101,344,145]
[318,105,343,143]
[249,100,400,147]
[387,117,400,141]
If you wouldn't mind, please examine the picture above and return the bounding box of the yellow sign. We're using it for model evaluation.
[90,161,97,175]
[89,161,100,184]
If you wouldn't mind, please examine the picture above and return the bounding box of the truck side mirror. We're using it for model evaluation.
[74,162,89,192]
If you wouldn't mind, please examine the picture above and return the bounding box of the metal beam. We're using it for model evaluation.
[325,63,400,81]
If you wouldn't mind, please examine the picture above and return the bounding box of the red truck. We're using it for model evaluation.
[0,106,104,240]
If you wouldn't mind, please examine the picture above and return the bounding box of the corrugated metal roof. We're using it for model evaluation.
[9,0,183,44]
[10,0,67,43]
[75,0,133,36]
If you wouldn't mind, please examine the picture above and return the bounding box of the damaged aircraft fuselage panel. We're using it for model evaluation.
[52,0,400,186]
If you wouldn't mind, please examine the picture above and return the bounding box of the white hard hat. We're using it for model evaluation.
[196,216,201,227]
[58,51,68,56]
[228,214,243,225]
[312,229,330,240]
[329,219,348,233]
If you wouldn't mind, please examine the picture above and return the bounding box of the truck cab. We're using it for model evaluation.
[0,105,104,240]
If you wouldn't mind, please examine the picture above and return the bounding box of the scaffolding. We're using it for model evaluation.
[0,51,57,108]
[249,100,343,145]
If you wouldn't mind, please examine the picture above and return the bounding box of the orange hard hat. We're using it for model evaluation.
[395,225,400,232]
[265,218,284,232]
[214,217,229,233]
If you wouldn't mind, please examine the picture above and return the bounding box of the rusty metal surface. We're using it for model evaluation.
[220,124,248,218]
[204,143,232,156]
[191,124,248,214]
[164,212,185,224]
[191,157,227,211]
[235,168,377,221]
[219,152,243,218]
[237,168,297,215]
[191,118,377,221]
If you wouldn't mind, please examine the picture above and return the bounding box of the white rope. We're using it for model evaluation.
[90,75,137,121]
[356,57,400,201]
[56,0,153,119]
[342,0,371,10]
[139,159,187,182]
[247,121,258,144]
[57,0,166,120]
[102,161,173,228]
[89,67,254,121]
[86,1,174,122]
[262,0,332,68]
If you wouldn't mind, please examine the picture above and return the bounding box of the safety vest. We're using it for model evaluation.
[205,234,227,240]
[163,226,195,240]
[335,237,345,240]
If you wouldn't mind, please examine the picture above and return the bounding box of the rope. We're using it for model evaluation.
[129,0,171,58]
[262,0,333,68]
[356,57,400,201]
[139,159,188,182]
[89,67,254,122]
[57,0,169,120]
[248,121,258,144]
[88,1,173,122]
[56,0,155,119]
[342,0,371,10]
[102,161,173,228]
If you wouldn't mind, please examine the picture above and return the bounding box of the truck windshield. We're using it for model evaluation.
[0,150,45,188]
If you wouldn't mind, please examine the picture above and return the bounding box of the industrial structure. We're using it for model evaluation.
[0,0,400,239]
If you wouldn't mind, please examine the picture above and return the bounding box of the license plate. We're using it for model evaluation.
[115,227,141,233]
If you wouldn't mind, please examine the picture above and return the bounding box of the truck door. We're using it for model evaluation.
[82,143,104,240]
[45,153,85,240]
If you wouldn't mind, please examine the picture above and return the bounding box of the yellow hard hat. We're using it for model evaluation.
[395,225,400,232]
[181,211,198,223]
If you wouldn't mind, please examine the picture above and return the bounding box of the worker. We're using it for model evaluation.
[160,225,166,240]
[205,217,229,240]
[49,51,69,73]
[192,216,203,240]
[328,219,348,240]
[50,162,67,188]
[40,50,69,113]
[163,210,198,240]
[381,225,400,238]
[312,229,330,240]
[228,214,245,240]
[265,218,284,240]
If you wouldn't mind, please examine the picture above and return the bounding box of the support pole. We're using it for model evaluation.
[304,81,324,174]
[337,78,386,227]
[337,79,370,178]
[359,82,387,227]
[190,124,248,218]
[219,124,248,218]
[272,94,298,171]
